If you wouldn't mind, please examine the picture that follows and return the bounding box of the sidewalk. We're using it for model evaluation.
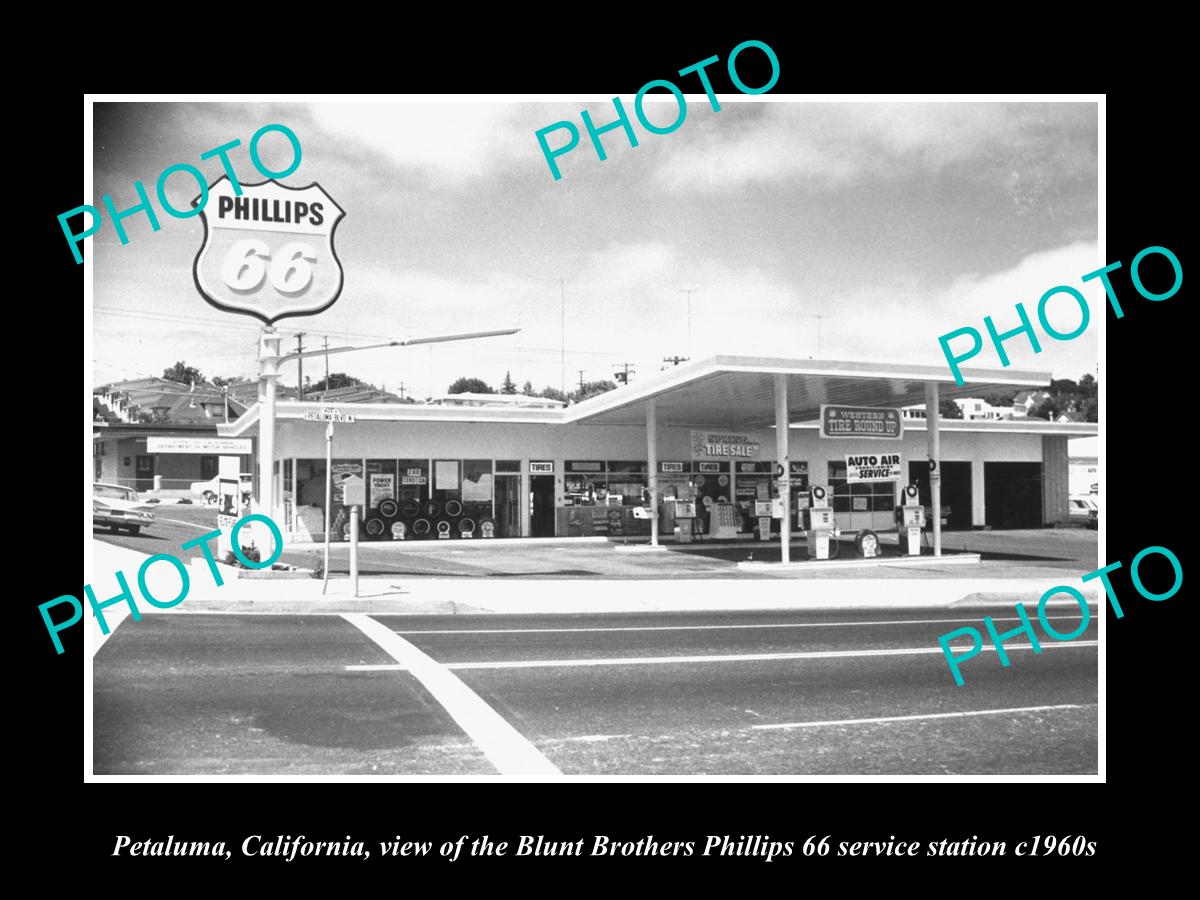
[89,540,1094,617]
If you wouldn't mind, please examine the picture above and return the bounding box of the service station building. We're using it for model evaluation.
[219,356,1097,559]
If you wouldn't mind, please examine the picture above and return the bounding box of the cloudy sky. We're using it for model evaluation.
[91,98,1099,399]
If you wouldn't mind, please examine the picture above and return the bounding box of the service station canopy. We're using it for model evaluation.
[220,355,1096,435]
[557,356,1068,430]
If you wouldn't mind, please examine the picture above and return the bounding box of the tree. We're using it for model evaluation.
[1049,378,1078,395]
[211,375,232,388]
[501,371,517,394]
[163,361,204,385]
[1078,373,1097,398]
[309,372,363,392]
[1030,397,1063,420]
[938,399,963,419]
[539,386,569,403]
[571,380,617,403]
[983,391,1018,408]
[521,380,535,396]
[448,377,495,395]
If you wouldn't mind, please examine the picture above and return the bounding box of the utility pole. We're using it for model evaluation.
[578,370,586,393]
[323,336,330,389]
[613,362,636,385]
[663,355,689,367]
[398,382,406,400]
[295,333,305,400]
[557,278,567,394]
[678,289,696,357]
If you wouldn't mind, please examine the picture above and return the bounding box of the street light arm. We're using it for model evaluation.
[276,328,520,364]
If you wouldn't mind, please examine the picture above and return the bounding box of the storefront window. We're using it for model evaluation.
[607,461,647,505]
[433,459,461,502]
[398,459,429,508]
[296,458,327,521]
[828,461,895,512]
[565,461,606,506]
[460,460,494,511]
[656,461,693,500]
[366,459,398,510]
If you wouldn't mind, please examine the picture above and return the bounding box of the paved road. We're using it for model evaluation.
[93,606,1098,775]
[94,508,1097,581]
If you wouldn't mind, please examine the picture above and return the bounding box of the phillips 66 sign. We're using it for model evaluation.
[192,176,346,324]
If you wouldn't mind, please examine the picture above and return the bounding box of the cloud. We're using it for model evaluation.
[816,240,1102,377]
[652,102,1096,193]
[308,103,542,185]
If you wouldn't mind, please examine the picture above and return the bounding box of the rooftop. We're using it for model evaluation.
[220,354,1097,438]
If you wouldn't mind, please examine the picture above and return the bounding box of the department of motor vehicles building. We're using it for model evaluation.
[218,355,1097,550]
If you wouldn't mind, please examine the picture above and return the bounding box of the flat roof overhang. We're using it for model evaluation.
[561,355,1068,429]
[217,355,1097,438]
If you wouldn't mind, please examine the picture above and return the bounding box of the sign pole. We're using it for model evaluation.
[774,374,791,565]
[258,327,281,533]
[924,381,943,558]
[321,420,333,594]
[350,506,360,597]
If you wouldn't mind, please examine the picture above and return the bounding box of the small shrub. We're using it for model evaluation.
[223,546,261,569]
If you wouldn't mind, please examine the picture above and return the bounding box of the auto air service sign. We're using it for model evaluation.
[192,176,346,324]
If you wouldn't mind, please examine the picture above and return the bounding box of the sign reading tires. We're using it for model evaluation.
[192,176,346,324]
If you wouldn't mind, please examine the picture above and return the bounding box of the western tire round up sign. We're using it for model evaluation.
[192,176,346,324]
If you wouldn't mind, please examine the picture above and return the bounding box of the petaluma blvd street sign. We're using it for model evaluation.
[192,176,346,325]
[303,407,356,423]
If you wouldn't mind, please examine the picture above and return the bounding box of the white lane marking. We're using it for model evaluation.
[344,640,1098,671]
[752,703,1096,731]
[340,613,561,777]
[390,614,1096,637]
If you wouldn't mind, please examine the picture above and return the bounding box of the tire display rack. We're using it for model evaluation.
[359,502,495,541]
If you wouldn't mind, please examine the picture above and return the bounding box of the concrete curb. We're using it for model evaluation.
[91,540,1096,619]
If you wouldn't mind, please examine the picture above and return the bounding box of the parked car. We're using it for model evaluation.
[93,482,155,535]
[1069,495,1098,528]
[190,473,254,505]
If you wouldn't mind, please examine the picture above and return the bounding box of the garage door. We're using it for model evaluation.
[984,462,1043,528]
[907,461,973,530]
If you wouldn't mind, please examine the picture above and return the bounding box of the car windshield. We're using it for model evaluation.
[95,485,137,501]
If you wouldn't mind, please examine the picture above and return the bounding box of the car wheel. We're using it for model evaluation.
[203,490,216,504]
[124,525,141,535]
[109,524,121,533]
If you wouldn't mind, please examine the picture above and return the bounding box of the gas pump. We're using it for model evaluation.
[895,483,925,556]
[803,485,836,560]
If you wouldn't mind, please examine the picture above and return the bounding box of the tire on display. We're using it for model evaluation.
[854,529,879,558]
[413,518,431,538]
[445,499,463,518]
[125,525,141,535]
[364,518,386,540]
[379,499,399,520]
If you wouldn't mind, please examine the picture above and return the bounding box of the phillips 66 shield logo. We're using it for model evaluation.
[193,176,345,324]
